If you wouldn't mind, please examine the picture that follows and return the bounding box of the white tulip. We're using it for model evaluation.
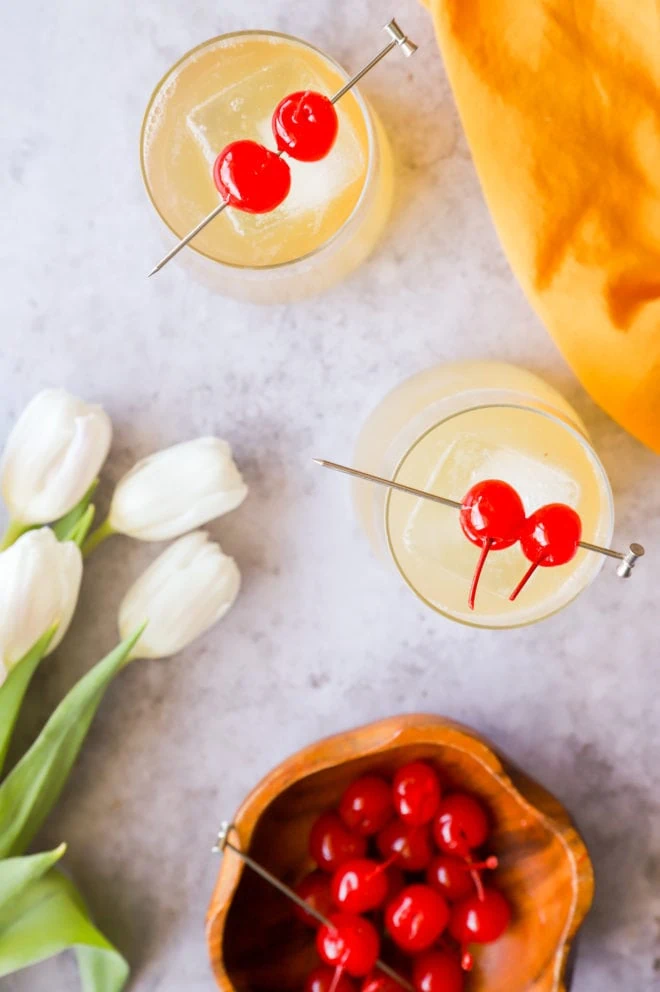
[0,529,83,672]
[107,437,247,542]
[1,389,112,526]
[118,531,240,659]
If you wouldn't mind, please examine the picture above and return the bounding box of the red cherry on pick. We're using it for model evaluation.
[293,871,335,927]
[305,966,357,992]
[392,762,442,826]
[310,812,367,873]
[459,479,525,610]
[433,793,490,858]
[339,775,394,836]
[331,859,389,915]
[385,884,450,954]
[510,503,582,601]
[213,140,291,213]
[272,90,339,161]
[317,913,380,977]
[412,951,464,992]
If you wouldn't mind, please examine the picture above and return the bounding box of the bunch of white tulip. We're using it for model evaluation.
[0,389,247,679]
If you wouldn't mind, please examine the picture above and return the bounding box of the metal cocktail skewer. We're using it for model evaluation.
[213,822,415,992]
[149,20,417,277]
[314,459,645,577]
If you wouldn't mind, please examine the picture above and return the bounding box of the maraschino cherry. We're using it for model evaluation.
[510,503,582,601]
[294,870,335,926]
[310,812,367,873]
[339,775,394,836]
[449,888,512,970]
[213,139,291,213]
[331,859,389,914]
[460,480,525,609]
[317,913,380,977]
[412,951,464,992]
[272,90,339,161]
[377,821,433,872]
[433,793,490,858]
[385,884,449,953]
[426,854,492,901]
[306,965,357,992]
[392,762,442,826]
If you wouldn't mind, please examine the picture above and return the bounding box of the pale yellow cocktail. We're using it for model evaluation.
[141,31,393,301]
[354,363,614,628]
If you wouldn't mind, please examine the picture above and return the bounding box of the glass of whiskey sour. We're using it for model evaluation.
[353,362,615,629]
[141,31,394,302]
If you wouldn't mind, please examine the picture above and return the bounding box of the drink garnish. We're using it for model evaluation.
[313,459,645,608]
[149,20,417,276]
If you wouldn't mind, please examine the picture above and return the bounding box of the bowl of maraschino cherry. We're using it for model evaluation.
[207,715,593,992]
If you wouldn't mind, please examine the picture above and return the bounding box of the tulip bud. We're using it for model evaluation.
[0,529,83,673]
[108,437,247,542]
[118,531,240,659]
[1,390,112,525]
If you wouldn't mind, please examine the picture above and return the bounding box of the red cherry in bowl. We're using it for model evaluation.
[310,812,367,873]
[305,965,357,992]
[317,913,380,977]
[426,855,476,903]
[331,859,389,914]
[459,479,526,609]
[385,884,450,954]
[339,775,394,836]
[392,762,442,826]
[510,503,582,601]
[377,821,433,872]
[293,871,335,927]
[449,888,512,969]
[412,951,464,992]
[433,793,490,858]
[272,90,339,161]
[213,140,291,213]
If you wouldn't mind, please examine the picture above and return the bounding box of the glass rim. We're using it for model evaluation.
[139,28,378,272]
[384,400,615,630]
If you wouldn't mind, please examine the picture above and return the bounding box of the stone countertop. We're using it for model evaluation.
[2,0,658,989]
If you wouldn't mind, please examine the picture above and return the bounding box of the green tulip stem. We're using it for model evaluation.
[81,518,116,557]
[0,520,29,551]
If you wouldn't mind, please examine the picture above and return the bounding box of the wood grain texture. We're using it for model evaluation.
[206,715,593,992]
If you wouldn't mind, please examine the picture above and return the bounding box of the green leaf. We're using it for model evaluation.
[0,626,145,858]
[67,504,97,549]
[0,844,66,915]
[0,869,129,992]
[52,481,99,543]
[0,628,56,776]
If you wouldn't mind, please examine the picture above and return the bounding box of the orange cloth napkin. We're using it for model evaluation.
[428,0,660,452]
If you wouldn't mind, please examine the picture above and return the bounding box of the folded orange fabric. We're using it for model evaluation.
[428,0,660,452]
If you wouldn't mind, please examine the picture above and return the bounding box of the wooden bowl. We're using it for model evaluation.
[207,715,593,992]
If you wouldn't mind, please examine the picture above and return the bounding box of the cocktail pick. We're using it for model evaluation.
[314,459,645,577]
[212,822,415,992]
[149,19,417,277]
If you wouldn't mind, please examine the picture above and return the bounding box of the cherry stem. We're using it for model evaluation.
[509,556,546,601]
[468,538,493,610]
[461,856,498,873]
[376,852,401,874]
[328,964,345,992]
